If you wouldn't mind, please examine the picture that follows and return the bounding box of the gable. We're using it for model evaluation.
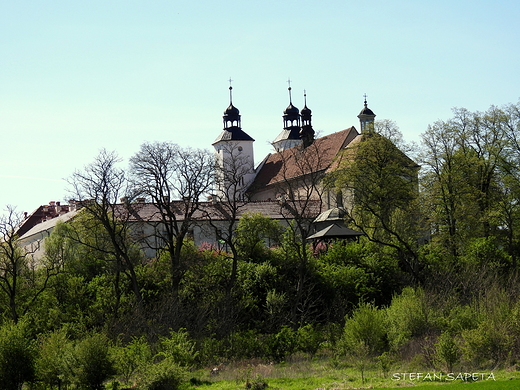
[249,127,360,192]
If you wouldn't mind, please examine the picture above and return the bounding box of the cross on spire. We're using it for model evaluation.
[228,77,233,104]
[363,93,368,107]
[287,78,293,103]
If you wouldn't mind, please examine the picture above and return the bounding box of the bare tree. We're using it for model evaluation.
[261,140,328,325]
[0,206,61,322]
[207,142,256,291]
[129,142,213,303]
[192,141,258,335]
[68,149,143,307]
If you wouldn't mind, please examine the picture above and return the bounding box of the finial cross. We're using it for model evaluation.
[287,78,293,103]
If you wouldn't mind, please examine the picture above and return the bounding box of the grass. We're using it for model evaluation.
[179,355,520,390]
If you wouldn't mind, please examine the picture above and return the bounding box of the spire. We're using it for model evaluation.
[287,78,293,104]
[273,80,303,151]
[300,90,315,147]
[223,79,241,130]
[283,78,300,130]
[357,94,376,133]
[214,82,254,143]
[228,77,233,105]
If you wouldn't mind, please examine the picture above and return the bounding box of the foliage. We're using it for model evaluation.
[386,287,432,350]
[435,331,460,372]
[35,328,74,389]
[138,358,185,390]
[342,302,387,356]
[234,213,285,262]
[71,333,115,390]
[112,336,152,385]
[0,320,36,390]
[266,325,298,362]
[296,324,323,357]
[158,329,198,368]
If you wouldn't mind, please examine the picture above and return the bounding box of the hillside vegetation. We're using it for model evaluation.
[1,102,520,389]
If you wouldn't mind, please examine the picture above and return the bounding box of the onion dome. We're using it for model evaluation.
[300,104,312,117]
[222,85,241,129]
[357,94,376,133]
[359,104,375,116]
[223,103,240,122]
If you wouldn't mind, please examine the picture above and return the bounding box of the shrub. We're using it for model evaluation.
[36,328,74,389]
[72,333,115,390]
[297,324,323,357]
[112,336,152,385]
[462,320,513,367]
[228,330,266,360]
[138,358,185,390]
[342,302,387,355]
[435,331,460,372]
[386,287,431,350]
[266,325,298,362]
[158,329,198,368]
[0,320,36,390]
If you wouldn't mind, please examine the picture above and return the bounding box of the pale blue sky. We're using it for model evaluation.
[1,0,519,214]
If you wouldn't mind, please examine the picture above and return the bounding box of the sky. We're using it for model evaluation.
[1,0,519,215]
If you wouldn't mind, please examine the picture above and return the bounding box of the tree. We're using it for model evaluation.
[36,328,74,389]
[0,320,36,390]
[0,206,62,322]
[72,333,115,390]
[202,141,257,334]
[267,140,329,324]
[67,149,143,307]
[420,104,517,263]
[129,142,213,304]
[330,129,422,282]
[234,212,284,261]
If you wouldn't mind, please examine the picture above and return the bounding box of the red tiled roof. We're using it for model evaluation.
[119,200,323,223]
[250,127,360,190]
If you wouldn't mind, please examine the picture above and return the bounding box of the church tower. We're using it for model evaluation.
[272,82,302,151]
[213,84,255,201]
[299,91,315,148]
[357,95,376,133]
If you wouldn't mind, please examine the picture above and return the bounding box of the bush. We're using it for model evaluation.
[158,329,198,368]
[435,331,460,371]
[342,302,387,355]
[462,320,513,367]
[297,324,323,357]
[0,320,36,390]
[36,328,74,389]
[266,325,298,362]
[112,336,152,385]
[228,330,266,361]
[386,287,431,350]
[72,333,115,390]
[138,358,185,390]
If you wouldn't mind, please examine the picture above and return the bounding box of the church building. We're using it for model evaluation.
[212,84,376,210]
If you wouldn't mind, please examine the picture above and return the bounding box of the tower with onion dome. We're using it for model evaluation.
[299,91,315,147]
[357,94,376,133]
[212,84,255,200]
[272,81,303,151]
